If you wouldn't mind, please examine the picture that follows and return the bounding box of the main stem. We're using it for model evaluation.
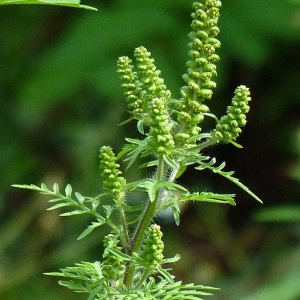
[119,203,131,251]
[123,154,165,287]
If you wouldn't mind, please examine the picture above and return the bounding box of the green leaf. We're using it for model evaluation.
[75,192,85,205]
[47,202,71,210]
[169,194,181,225]
[103,205,113,218]
[217,168,263,203]
[53,183,60,194]
[123,138,150,169]
[12,183,46,193]
[202,113,219,122]
[60,210,87,216]
[107,247,131,261]
[48,197,65,203]
[13,183,107,219]
[175,165,186,179]
[155,180,188,193]
[229,140,243,148]
[43,272,65,277]
[0,0,98,10]
[156,265,174,283]
[118,116,135,127]
[137,120,145,134]
[77,218,105,240]
[65,184,72,198]
[138,160,158,169]
[163,154,179,170]
[87,287,103,300]
[195,158,263,203]
[116,145,134,161]
[122,204,145,212]
[163,253,180,264]
[40,183,49,193]
[179,192,236,206]
[126,179,157,202]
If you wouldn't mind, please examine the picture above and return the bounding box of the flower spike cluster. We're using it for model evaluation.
[117,47,175,155]
[117,46,171,128]
[117,56,142,119]
[139,224,164,270]
[212,85,251,143]
[147,97,175,155]
[102,233,125,281]
[99,146,126,198]
[177,0,221,146]
[134,46,171,104]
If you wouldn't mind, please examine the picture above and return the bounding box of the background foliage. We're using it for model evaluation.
[1,0,300,299]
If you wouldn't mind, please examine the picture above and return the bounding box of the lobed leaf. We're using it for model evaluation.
[163,253,180,264]
[53,182,60,194]
[121,138,151,169]
[195,158,263,203]
[60,210,88,216]
[163,154,179,170]
[65,184,72,198]
[47,202,71,210]
[75,192,85,205]
[156,265,174,283]
[179,192,236,206]
[107,247,131,261]
[77,218,105,240]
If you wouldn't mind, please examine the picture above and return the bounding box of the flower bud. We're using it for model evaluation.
[212,85,251,143]
[139,224,164,270]
[99,146,126,197]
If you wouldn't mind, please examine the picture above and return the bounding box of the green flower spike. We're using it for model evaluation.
[134,46,171,106]
[117,46,172,130]
[99,146,126,198]
[212,85,251,143]
[177,0,221,145]
[147,97,175,155]
[102,233,125,281]
[139,224,164,270]
[117,56,143,119]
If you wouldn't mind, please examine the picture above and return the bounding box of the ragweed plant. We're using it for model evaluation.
[13,1,262,299]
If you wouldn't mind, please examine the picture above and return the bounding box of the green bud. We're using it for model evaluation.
[147,97,175,154]
[177,111,192,123]
[99,146,126,197]
[212,85,251,143]
[102,233,125,280]
[117,56,142,119]
[179,0,222,138]
[139,224,164,270]
[134,46,171,102]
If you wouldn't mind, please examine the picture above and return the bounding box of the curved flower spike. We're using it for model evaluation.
[212,85,251,143]
[117,56,143,119]
[181,0,221,105]
[134,46,171,104]
[176,1,222,147]
[117,47,171,130]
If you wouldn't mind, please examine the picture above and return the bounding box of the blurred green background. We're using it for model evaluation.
[1,0,300,299]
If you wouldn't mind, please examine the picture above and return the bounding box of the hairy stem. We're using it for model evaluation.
[118,202,131,252]
[123,155,165,287]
